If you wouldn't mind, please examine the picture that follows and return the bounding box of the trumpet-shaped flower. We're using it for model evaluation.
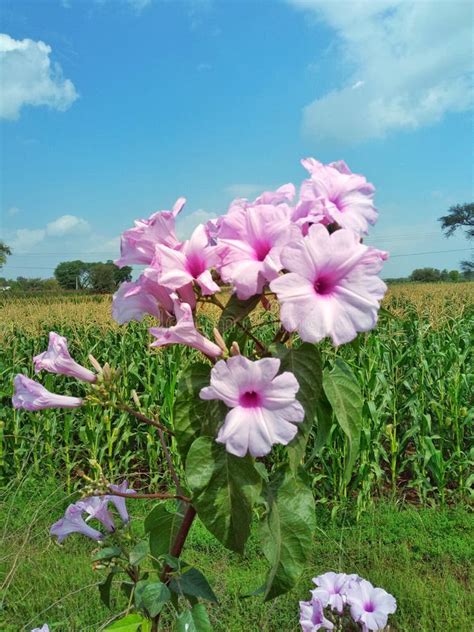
[311,572,352,614]
[154,223,220,295]
[270,225,387,346]
[200,356,304,457]
[115,197,186,267]
[150,297,222,358]
[33,332,96,383]
[300,158,377,235]
[109,480,136,523]
[50,504,103,543]
[217,203,300,299]
[12,375,83,411]
[76,496,115,532]
[346,579,396,631]
[299,597,334,631]
[112,275,173,325]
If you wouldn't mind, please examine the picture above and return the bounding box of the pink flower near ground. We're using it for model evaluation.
[153,223,220,295]
[76,496,115,532]
[299,158,377,235]
[217,202,300,299]
[33,332,96,383]
[50,504,103,543]
[346,579,396,631]
[200,356,304,457]
[115,197,185,267]
[149,296,222,359]
[311,572,352,614]
[270,224,387,346]
[299,597,334,631]
[12,375,83,411]
[112,275,173,325]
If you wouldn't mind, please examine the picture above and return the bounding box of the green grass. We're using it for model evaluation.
[1,478,472,631]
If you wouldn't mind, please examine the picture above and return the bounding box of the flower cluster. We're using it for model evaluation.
[300,572,396,631]
[50,481,135,543]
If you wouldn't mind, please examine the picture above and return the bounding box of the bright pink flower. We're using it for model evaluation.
[115,197,186,267]
[311,572,352,614]
[346,579,396,631]
[33,332,96,383]
[200,356,304,457]
[50,504,103,543]
[270,224,387,345]
[150,297,222,358]
[12,375,83,411]
[217,203,300,299]
[299,597,334,631]
[153,223,220,295]
[112,275,173,325]
[299,158,377,235]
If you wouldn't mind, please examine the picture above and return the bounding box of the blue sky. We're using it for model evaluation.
[1,0,472,280]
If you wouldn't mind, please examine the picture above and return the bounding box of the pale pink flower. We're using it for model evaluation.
[346,579,396,631]
[311,572,352,614]
[12,375,83,411]
[217,203,300,299]
[115,197,185,267]
[109,480,136,523]
[200,356,304,457]
[50,504,103,543]
[31,625,50,632]
[153,223,220,295]
[299,597,334,631]
[299,158,377,235]
[270,224,387,345]
[76,496,115,532]
[112,275,173,325]
[150,297,222,358]
[33,332,96,383]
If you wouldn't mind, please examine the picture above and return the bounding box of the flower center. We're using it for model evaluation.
[253,239,272,262]
[313,276,333,295]
[186,253,205,278]
[363,601,375,613]
[239,390,262,408]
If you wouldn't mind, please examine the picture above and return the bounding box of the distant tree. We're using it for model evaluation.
[106,260,132,285]
[439,202,474,238]
[448,270,461,282]
[89,263,116,293]
[54,260,93,290]
[461,260,474,280]
[410,267,441,282]
[440,268,449,282]
[0,241,11,268]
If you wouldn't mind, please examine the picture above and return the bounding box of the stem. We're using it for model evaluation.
[104,489,191,502]
[120,404,173,435]
[209,295,267,353]
[156,426,185,497]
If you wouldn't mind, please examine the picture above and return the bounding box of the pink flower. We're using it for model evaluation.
[33,332,96,383]
[270,224,387,345]
[311,572,352,614]
[299,597,334,631]
[31,625,50,632]
[217,203,300,299]
[109,480,136,523]
[299,158,377,235]
[12,375,83,411]
[199,356,304,457]
[76,496,115,532]
[346,579,396,631]
[115,197,186,267]
[50,504,103,543]
[153,223,220,295]
[112,275,173,325]
[150,296,222,358]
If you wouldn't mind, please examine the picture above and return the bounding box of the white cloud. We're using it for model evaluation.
[225,183,267,199]
[9,228,46,253]
[46,214,91,237]
[0,33,78,120]
[7,207,21,217]
[197,63,212,72]
[288,1,473,143]
[176,209,216,240]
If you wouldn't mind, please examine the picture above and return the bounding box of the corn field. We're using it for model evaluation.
[1,283,472,510]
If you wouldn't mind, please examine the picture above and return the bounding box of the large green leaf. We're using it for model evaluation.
[278,343,331,469]
[103,613,146,631]
[323,359,363,482]
[261,472,316,600]
[141,582,171,617]
[186,436,262,553]
[169,567,218,602]
[217,294,260,333]
[175,604,213,631]
[174,363,227,461]
[144,505,183,565]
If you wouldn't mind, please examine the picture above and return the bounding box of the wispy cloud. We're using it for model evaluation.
[225,183,267,199]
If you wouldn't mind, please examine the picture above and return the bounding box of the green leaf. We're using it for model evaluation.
[92,546,122,562]
[323,359,363,482]
[141,582,171,617]
[174,363,227,461]
[145,505,183,565]
[261,472,316,601]
[217,294,260,333]
[170,567,218,602]
[129,540,149,566]
[103,613,146,631]
[99,571,115,609]
[186,436,262,553]
[278,343,330,469]
[175,604,213,632]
